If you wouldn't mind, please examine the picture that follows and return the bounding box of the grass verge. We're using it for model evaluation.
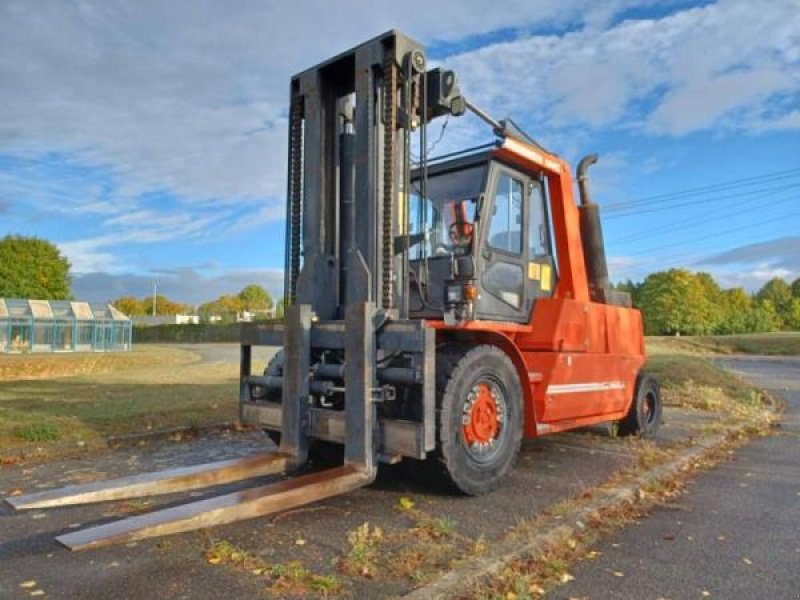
[647,332,800,356]
[0,345,238,459]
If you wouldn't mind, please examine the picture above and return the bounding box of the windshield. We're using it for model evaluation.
[408,164,486,260]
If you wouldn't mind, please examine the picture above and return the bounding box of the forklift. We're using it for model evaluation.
[8,30,661,550]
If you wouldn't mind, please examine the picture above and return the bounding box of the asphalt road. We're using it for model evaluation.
[0,350,787,599]
[550,356,800,600]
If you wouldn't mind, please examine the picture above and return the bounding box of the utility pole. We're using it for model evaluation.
[152,281,157,317]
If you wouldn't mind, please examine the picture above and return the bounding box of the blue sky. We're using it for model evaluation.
[1,0,798,304]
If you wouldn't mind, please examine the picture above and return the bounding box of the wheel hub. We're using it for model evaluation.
[462,382,504,451]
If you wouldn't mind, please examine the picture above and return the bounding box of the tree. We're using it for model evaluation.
[274,298,285,320]
[788,297,800,330]
[715,287,753,335]
[199,294,242,321]
[142,294,190,316]
[746,299,779,332]
[636,269,718,336]
[238,284,273,311]
[791,278,800,298]
[112,296,146,316]
[756,278,793,328]
[0,235,71,299]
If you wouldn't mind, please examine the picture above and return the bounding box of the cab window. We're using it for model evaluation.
[487,173,523,255]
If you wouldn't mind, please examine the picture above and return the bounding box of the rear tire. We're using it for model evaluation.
[617,372,662,437]
[423,344,523,496]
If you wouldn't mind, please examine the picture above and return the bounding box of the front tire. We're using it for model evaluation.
[617,372,662,437]
[428,344,523,496]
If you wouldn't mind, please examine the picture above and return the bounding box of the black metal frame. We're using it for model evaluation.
[240,31,442,473]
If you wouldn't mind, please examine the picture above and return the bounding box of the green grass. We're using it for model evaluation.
[644,353,774,423]
[647,332,800,356]
[13,422,61,442]
[645,354,756,404]
[0,345,239,455]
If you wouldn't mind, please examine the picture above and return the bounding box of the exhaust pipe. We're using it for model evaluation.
[576,154,609,301]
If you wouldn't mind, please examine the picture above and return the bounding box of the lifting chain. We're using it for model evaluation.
[288,94,304,303]
[382,53,397,309]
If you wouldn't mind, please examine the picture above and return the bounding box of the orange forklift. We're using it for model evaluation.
[8,30,660,550]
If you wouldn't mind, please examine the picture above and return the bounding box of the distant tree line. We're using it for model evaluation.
[2,235,795,335]
[112,284,283,322]
[615,269,800,336]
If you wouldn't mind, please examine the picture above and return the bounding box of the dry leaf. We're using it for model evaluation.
[397,497,415,511]
[506,592,518,600]
[742,557,752,565]
[717,536,726,541]
[295,539,306,546]
[560,573,575,583]
[701,591,710,597]
[567,538,577,549]
[612,571,624,577]
[206,553,222,565]
[251,568,264,575]
[529,583,545,594]
[9,489,23,497]
[20,581,37,589]
[586,550,600,559]
[30,591,45,597]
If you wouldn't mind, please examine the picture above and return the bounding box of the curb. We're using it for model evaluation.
[403,428,744,600]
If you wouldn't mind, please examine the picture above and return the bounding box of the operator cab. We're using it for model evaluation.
[407,149,557,324]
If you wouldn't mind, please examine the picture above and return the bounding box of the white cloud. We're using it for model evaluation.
[2,0,798,289]
[0,0,652,207]
[447,0,800,139]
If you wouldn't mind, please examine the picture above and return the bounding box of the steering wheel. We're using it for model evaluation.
[448,222,474,247]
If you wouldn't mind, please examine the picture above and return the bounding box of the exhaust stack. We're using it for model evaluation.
[576,154,610,302]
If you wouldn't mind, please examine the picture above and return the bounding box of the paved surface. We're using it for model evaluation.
[0,345,751,599]
[550,356,800,600]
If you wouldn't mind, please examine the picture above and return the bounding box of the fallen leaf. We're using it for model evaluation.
[742,557,752,565]
[397,497,415,511]
[506,592,518,600]
[295,539,306,546]
[529,583,545,594]
[206,553,222,565]
[612,571,624,577]
[560,573,575,583]
[251,568,264,576]
[567,538,577,549]
[716,536,726,541]
[701,591,710,597]
[29,591,45,597]
[9,489,23,497]
[20,581,37,589]
[586,550,600,559]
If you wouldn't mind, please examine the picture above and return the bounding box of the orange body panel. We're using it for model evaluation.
[428,136,647,440]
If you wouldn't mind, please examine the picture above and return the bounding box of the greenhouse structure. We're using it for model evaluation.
[0,298,132,354]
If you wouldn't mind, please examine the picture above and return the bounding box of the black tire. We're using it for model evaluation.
[617,372,662,437]
[423,344,523,496]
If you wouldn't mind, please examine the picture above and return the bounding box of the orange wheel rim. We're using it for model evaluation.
[462,383,501,445]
